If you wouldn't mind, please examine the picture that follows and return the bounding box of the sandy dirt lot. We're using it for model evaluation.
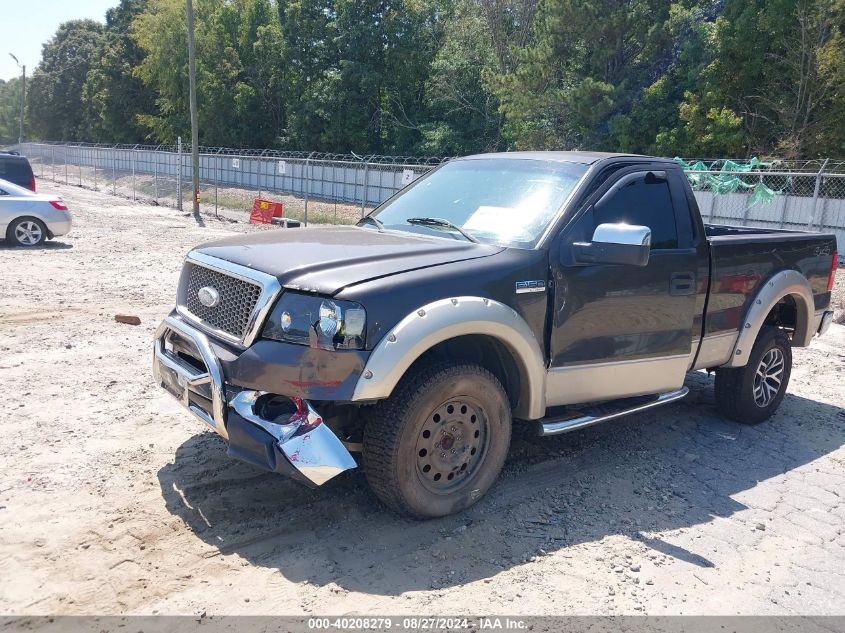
[1,182,843,616]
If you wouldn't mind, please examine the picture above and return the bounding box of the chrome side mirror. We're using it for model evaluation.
[573,223,652,266]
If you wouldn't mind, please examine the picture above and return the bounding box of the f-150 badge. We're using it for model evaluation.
[515,280,546,294]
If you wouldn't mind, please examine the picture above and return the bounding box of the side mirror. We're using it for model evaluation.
[573,223,651,266]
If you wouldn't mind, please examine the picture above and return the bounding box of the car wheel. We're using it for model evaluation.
[715,326,792,424]
[8,217,47,247]
[362,361,512,518]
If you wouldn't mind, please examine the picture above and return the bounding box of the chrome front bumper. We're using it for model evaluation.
[153,314,356,485]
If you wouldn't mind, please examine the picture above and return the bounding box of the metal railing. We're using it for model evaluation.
[8,142,845,252]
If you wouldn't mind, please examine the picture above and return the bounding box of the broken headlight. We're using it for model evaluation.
[262,292,366,350]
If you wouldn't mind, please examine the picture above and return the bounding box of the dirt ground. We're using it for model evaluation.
[1,181,844,616]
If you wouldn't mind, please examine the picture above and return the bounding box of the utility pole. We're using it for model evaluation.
[185,0,200,217]
[8,54,25,149]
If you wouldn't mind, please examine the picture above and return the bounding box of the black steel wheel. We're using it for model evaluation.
[414,397,489,493]
[363,361,511,518]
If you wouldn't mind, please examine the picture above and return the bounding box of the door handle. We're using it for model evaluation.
[670,272,695,295]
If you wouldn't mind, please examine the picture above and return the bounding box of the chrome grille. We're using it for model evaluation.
[182,262,263,340]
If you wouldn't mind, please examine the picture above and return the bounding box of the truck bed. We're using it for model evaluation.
[702,223,836,341]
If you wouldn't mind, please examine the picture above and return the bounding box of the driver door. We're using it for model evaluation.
[546,167,699,406]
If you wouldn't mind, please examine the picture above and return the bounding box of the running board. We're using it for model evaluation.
[537,387,689,437]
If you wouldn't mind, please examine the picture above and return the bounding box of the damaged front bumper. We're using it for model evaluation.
[153,314,357,486]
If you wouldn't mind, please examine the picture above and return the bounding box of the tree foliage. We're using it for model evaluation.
[4,0,845,158]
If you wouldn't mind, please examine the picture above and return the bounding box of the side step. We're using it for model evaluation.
[537,387,689,437]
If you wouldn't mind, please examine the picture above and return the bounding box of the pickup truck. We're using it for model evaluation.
[153,151,838,518]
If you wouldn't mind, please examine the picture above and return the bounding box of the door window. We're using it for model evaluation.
[593,173,678,249]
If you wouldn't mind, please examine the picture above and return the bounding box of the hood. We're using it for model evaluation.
[195,226,504,295]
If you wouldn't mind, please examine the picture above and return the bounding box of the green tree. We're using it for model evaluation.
[492,0,672,150]
[132,0,285,146]
[82,0,154,142]
[27,19,104,140]
[0,78,26,144]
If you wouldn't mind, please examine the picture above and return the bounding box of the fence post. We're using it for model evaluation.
[304,152,314,226]
[131,148,136,201]
[112,148,117,195]
[807,159,829,230]
[257,151,264,199]
[778,188,791,228]
[93,148,98,190]
[78,148,82,186]
[361,160,370,217]
[177,137,183,211]
[154,150,159,201]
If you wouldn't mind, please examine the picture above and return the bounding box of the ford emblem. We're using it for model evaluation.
[197,286,220,308]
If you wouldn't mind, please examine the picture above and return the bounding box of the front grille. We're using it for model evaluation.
[182,262,263,340]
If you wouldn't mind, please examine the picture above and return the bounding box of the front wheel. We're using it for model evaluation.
[715,326,792,424]
[362,362,511,518]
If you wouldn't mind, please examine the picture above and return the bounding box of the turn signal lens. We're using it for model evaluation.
[828,250,838,292]
[49,200,68,211]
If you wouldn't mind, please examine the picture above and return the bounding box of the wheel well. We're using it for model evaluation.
[409,335,521,410]
[763,294,801,339]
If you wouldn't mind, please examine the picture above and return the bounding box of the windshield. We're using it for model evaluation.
[368,158,588,247]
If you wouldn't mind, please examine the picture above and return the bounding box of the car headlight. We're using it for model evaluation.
[262,292,366,350]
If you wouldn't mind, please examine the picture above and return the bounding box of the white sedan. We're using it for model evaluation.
[0,177,72,247]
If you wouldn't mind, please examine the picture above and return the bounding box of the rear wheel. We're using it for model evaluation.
[362,362,511,518]
[715,326,792,424]
[8,217,47,247]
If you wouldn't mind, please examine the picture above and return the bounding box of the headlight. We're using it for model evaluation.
[262,292,367,350]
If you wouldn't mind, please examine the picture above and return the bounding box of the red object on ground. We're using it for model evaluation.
[250,199,284,224]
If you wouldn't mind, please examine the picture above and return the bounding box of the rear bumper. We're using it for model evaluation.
[46,217,72,238]
[152,314,356,485]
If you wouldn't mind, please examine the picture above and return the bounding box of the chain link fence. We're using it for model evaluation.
[679,158,845,257]
[8,142,845,254]
[14,141,444,226]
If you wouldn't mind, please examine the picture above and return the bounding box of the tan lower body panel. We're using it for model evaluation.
[545,354,689,407]
[689,331,739,370]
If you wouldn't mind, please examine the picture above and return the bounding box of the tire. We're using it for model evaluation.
[362,361,512,518]
[7,217,47,247]
[715,326,792,424]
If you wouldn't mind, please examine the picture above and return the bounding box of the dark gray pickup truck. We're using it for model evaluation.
[153,152,838,518]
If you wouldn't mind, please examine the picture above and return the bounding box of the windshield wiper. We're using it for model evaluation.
[357,215,385,232]
[405,217,479,243]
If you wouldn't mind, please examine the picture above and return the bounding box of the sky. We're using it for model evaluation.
[0,0,116,81]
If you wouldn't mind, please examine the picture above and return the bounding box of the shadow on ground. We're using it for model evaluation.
[0,240,72,250]
[157,371,845,595]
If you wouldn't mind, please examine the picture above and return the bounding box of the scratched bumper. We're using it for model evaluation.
[153,314,357,486]
[227,391,357,486]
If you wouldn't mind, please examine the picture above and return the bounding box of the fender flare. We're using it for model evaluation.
[724,269,814,368]
[351,296,547,419]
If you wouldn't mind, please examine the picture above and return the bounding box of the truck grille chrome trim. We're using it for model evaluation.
[153,314,228,439]
[175,251,282,348]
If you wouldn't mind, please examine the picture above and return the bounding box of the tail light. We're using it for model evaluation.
[49,200,69,211]
[30,176,36,192]
[828,250,838,292]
